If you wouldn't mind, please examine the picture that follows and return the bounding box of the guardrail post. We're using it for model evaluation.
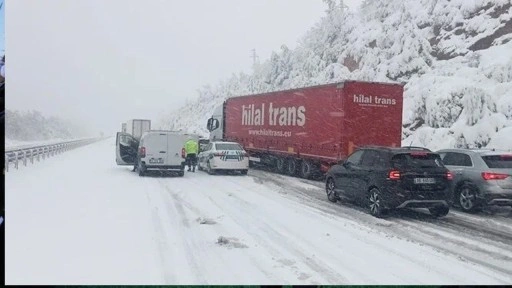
[15,152,19,169]
[23,151,28,166]
[42,148,46,160]
[31,149,35,164]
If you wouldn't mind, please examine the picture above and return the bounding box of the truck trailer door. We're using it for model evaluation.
[141,120,151,135]
[133,120,142,139]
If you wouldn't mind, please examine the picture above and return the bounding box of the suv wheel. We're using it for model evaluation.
[429,206,449,218]
[368,188,386,218]
[325,178,338,203]
[458,183,481,213]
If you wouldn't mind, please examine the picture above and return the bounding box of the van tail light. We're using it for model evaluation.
[388,170,401,180]
[181,148,186,158]
[410,152,428,157]
[242,152,249,157]
[482,172,509,180]
[445,171,453,180]
[214,152,223,157]
[139,147,146,158]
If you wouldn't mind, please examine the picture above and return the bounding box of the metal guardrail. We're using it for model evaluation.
[4,137,108,172]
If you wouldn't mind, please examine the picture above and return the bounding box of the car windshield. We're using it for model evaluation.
[215,143,243,151]
[482,155,512,168]
[391,153,444,169]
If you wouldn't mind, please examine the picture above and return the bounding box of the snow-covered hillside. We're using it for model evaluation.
[159,0,512,150]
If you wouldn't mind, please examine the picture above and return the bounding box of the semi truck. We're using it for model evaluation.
[206,81,404,179]
[124,119,151,140]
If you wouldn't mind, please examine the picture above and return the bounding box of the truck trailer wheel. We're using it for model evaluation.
[286,158,298,176]
[275,158,287,174]
[300,160,314,179]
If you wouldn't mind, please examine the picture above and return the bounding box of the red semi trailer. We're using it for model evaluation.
[206,81,404,179]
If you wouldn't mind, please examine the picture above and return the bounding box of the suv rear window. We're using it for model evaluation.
[391,153,444,169]
[482,155,512,168]
[216,143,243,151]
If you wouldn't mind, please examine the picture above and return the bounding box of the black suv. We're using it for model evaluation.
[325,146,454,218]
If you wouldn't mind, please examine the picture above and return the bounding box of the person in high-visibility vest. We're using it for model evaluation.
[184,138,199,172]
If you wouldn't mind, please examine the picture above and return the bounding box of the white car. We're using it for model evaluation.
[198,141,249,175]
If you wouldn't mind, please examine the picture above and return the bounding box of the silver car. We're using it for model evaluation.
[436,149,512,212]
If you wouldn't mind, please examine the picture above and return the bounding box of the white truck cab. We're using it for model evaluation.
[116,130,198,177]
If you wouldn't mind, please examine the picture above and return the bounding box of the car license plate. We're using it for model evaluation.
[149,158,164,164]
[414,178,435,184]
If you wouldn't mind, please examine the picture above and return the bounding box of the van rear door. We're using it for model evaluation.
[144,132,168,165]
[167,134,188,166]
[116,132,138,165]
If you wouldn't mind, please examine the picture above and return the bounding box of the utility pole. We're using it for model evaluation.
[250,49,259,65]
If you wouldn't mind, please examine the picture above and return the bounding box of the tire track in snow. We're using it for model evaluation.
[142,179,178,283]
[165,174,332,284]
[198,173,489,284]
[156,179,207,284]
[155,177,285,284]
[202,190,351,284]
[170,172,356,283]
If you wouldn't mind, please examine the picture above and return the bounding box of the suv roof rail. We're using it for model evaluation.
[471,147,510,153]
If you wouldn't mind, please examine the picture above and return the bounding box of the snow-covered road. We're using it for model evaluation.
[6,138,512,285]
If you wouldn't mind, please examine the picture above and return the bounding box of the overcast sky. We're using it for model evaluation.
[7,0,362,135]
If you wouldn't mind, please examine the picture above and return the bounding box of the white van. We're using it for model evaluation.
[116,130,197,176]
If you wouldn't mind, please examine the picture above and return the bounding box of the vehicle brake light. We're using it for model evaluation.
[181,148,186,158]
[500,154,512,159]
[214,152,223,157]
[389,170,401,180]
[139,147,146,158]
[445,171,453,180]
[410,152,428,157]
[243,152,249,157]
[482,172,509,180]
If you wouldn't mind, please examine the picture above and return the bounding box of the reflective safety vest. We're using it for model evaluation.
[184,140,198,155]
